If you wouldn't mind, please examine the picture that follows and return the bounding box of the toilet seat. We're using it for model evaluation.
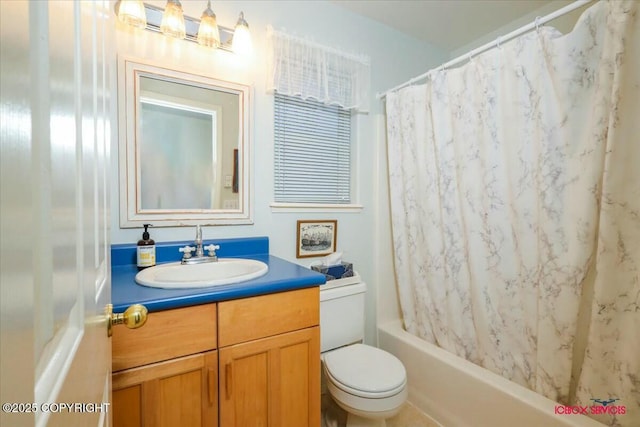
[323,344,407,399]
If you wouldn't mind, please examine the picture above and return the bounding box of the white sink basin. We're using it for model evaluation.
[135,258,269,289]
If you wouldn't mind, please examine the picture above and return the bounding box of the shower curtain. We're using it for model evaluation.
[385,1,639,426]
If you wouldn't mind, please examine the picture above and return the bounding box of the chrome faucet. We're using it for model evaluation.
[194,225,204,257]
[179,225,220,264]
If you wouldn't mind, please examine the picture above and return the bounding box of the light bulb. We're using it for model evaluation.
[160,0,186,39]
[232,12,252,55]
[197,0,220,48]
[117,0,147,29]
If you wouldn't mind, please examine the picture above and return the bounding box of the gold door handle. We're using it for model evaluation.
[106,303,148,337]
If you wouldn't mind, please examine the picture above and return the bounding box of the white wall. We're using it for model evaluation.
[111,0,447,344]
[450,0,590,58]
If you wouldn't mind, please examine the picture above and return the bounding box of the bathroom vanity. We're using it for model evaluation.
[110,237,324,427]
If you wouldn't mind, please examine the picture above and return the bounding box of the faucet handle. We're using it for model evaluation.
[179,245,196,258]
[204,244,220,257]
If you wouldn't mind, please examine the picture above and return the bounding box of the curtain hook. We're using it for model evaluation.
[535,16,541,31]
[496,36,502,49]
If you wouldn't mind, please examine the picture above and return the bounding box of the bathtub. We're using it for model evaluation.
[378,320,605,427]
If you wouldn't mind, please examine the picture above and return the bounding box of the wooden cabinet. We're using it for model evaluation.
[218,287,320,427]
[112,304,218,427]
[112,351,217,427]
[112,287,320,427]
[219,327,320,427]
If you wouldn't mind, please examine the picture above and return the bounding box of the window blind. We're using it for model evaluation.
[274,93,351,204]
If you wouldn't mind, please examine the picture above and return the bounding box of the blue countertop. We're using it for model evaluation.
[112,236,326,312]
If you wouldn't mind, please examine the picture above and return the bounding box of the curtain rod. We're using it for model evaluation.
[376,0,593,100]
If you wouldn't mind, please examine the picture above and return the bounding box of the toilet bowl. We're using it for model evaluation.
[322,343,407,426]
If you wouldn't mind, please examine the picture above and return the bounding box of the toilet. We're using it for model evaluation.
[320,279,408,427]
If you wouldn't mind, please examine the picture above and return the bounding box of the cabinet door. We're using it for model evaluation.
[113,351,218,427]
[219,327,320,427]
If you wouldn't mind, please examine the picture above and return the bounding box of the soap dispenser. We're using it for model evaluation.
[137,224,156,269]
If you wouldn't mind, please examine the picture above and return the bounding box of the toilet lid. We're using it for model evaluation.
[323,344,406,396]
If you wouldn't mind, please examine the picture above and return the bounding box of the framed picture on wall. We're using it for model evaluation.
[296,220,337,258]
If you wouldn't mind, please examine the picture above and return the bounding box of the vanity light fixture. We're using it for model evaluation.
[197,0,221,48]
[160,0,186,39]
[115,1,251,54]
[116,0,147,29]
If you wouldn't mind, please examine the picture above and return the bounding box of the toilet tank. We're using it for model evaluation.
[320,279,366,352]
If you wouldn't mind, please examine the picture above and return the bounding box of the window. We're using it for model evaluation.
[274,93,352,204]
[267,27,369,207]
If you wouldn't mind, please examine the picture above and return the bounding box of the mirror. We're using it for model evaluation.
[118,58,252,227]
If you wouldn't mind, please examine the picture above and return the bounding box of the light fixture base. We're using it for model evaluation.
[142,2,235,52]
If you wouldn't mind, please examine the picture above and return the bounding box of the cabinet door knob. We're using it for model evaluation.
[106,303,148,337]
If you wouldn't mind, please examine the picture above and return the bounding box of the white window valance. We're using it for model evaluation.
[266,26,371,112]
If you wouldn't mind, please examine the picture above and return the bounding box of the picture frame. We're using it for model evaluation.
[296,220,337,258]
